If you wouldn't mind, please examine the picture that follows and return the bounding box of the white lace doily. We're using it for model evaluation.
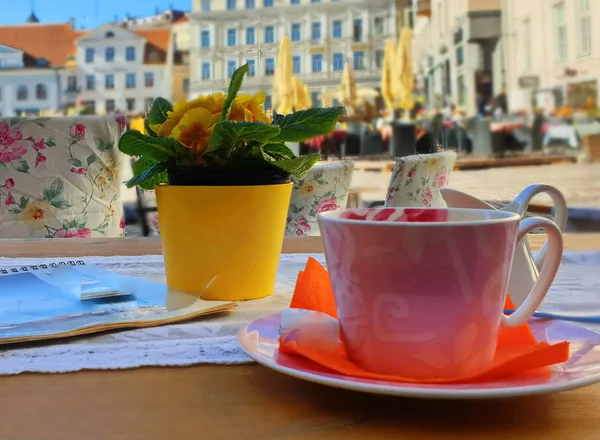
[0,251,598,375]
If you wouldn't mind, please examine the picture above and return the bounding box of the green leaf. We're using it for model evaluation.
[43,179,65,202]
[274,107,345,142]
[126,159,169,190]
[119,130,181,162]
[261,143,296,160]
[68,158,82,168]
[147,97,173,126]
[13,158,29,173]
[19,196,28,210]
[266,153,320,180]
[94,136,114,152]
[86,154,97,167]
[45,137,56,147]
[144,119,158,137]
[51,199,71,209]
[9,209,21,215]
[207,121,281,155]
[221,64,249,121]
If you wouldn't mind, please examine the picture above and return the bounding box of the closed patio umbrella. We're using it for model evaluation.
[273,35,294,115]
[395,27,414,116]
[381,39,396,111]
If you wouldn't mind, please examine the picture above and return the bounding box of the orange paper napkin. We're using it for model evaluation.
[280,257,570,384]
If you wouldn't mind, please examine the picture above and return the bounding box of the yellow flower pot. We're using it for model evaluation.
[155,183,292,301]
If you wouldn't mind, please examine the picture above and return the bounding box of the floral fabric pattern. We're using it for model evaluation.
[286,161,354,237]
[385,151,457,209]
[0,116,125,238]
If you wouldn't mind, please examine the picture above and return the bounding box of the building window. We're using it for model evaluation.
[126,46,135,61]
[227,0,236,10]
[264,26,275,44]
[375,50,384,68]
[553,2,567,62]
[105,74,115,90]
[264,0,273,6]
[353,51,365,70]
[291,23,301,42]
[455,46,464,66]
[105,99,115,113]
[311,0,320,3]
[83,100,95,113]
[202,62,211,79]
[126,98,136,111]
[353,18,363,42]
[85,48,94,63]
[291,0,300,4]
[265,58,275,76]
[201,30,210,48]
[247,59,256,76]
[126,73,136,89]
[182,78,190,92]
[311,91,321,107]
[145,72,154,87]
[86,75,95,90]
[67,76,77,92]
[333,53,344,71]
[332,20,342,38]
[228,61,237,78]
[293,56,301,74]
[246,27,255,45]
[265,94,272,109]
[457,74,466,106]
[577,0,591,56]
[35,84,47,100]
[374,16,384,35]
[312,54,322,73]
[522,19,531,71]
[201,0,211,11]
[227,29,237,46]
[245,0,255,8]
[106,47,115,62]
[145,98,154,110]
[311,22,321,40]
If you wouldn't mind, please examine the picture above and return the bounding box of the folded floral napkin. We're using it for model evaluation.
[279,258,570,384]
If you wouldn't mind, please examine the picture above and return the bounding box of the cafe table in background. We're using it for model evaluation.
[0,234,599,439]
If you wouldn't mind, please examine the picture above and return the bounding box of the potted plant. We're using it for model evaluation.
[119,64,343,301]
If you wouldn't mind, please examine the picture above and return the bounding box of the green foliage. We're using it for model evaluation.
[118,63,342,188]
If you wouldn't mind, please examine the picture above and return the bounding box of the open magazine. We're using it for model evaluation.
[0,262,235,345]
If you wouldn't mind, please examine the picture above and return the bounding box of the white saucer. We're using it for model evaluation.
[238,313,600,399]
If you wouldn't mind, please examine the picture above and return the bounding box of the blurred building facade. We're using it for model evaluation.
[411,0,503,116]
[502,0,599,113]
[188,0,397,107]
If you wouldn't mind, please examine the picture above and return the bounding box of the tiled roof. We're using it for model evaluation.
[134,28,171,64]
[0,23,81,67]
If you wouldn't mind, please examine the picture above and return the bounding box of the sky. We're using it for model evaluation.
[4,0,191,28]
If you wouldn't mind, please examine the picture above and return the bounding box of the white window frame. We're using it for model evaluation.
[576,0,591,56]
[553,2,568,62]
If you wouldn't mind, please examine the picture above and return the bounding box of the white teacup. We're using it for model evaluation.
[441,185,568,307]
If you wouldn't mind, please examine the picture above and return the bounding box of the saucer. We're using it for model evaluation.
[238,313,600,399]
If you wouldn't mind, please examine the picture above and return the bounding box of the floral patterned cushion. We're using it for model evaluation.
[286,161,354,236]
[0,115,126,238]
[385,151,457,208]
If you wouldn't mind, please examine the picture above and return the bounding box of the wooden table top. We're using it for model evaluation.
[0,234,599,440]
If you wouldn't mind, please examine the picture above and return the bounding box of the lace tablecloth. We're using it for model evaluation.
[0,252,598,375]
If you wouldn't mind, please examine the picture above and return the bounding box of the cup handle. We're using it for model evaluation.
[503,184,568,269]
[501,217,563,328]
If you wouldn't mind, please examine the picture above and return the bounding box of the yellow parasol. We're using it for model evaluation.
[273,35,294,114]
[395,27,414,112]
[292,77,312,110]
[340,62,357,107]
[381,39,396,110]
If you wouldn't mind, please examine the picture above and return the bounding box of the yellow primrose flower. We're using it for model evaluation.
[235,92,271,124]
[20,200,53,226]
[170,107,220,155]
[156,95,217,137]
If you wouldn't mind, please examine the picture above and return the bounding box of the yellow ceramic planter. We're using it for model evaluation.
[155,183,292,301]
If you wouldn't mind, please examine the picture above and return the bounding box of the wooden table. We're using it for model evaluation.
[1,234,599,440]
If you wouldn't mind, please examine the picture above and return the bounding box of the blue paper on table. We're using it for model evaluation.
[0,264,235,344]
[0,266,166,325]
